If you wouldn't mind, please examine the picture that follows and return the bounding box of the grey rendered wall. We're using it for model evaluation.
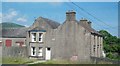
[45,20,91,62]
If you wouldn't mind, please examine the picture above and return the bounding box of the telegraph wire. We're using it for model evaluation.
[68,0,117,29]
[68,1,118,36]
[65,2,114,30]
[65,2,118,35]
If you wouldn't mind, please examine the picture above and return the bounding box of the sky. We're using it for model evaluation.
[2,2,118,36]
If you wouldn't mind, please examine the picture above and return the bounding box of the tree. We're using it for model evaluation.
[99,30,120,60]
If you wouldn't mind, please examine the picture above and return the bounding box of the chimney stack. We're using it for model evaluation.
[80,18,92,28]
[66,10,76,21]
[80,18,88,25]
[88,21,92,27]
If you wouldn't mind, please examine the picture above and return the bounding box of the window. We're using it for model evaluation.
[6,40,12,47]
[31,33,36,42]
[31,47,36,56]
[39,33,43,42]
[0,41,2,46]
[97,45,99,48]
[93,45,96,52]
[84,30,87,35]
[38,47,43,56]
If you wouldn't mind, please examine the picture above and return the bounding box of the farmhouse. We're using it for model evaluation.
[1,11,104,62]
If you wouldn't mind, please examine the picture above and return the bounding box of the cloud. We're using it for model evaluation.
[24,25,29,27]
[3,9,18,22]
[3,8,28,23]
[17,17,27,22]
[48,2,63,6]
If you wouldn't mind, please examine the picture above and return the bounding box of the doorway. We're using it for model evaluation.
[45,47,51,60]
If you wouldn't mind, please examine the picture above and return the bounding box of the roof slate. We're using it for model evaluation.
[1,28,28,38]
[79,20,101,36]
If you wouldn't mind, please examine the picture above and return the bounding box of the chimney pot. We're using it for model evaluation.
[66,10,76,21]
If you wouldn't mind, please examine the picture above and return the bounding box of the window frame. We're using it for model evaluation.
[31,32,37,42]
[31,46,36,56]
[38,47,43,57]
[38,32,44,42]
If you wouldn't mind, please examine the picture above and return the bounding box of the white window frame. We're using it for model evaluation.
[31,47,36,56]
[38,47,43,57]
[38,33,43,42]
[31,33,36,42]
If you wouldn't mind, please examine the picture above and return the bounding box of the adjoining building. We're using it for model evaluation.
[26,11,103,62]
[1,11,104,62]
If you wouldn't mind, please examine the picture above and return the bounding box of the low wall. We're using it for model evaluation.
[91,57,120,64]
[2,46,28,58]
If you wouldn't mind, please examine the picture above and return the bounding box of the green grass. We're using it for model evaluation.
[40,60,77,64]
[28,60,93,66]
[2,57,114,65]
[28,60,115,66]
[2,57,37,64]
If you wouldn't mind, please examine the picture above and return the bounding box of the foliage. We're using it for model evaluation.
[99,30,120,60]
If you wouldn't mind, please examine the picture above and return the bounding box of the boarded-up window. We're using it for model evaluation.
[6,40,12,47]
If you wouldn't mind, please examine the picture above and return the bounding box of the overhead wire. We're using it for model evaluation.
[69,0,117,29]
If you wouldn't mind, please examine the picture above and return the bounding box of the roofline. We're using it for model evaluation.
[28,30,46,32]
[1,37,26,38]
[91,32,103,37]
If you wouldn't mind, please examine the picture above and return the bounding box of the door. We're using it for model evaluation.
[45,47,51,60]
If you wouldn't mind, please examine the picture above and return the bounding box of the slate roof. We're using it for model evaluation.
[1,27,28,38]
[35,17,60,29]
[79,20,102,36]
[41,17,60,29]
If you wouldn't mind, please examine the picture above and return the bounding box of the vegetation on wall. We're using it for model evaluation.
[99,30,120,60]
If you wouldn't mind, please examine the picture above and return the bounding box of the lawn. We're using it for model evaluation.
[2,57,38,64]
[2,57,114,65]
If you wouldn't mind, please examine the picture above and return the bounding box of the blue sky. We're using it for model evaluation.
[2,2,118,36]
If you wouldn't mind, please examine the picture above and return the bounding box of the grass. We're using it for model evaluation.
[97,61,113,64]
[28,60,78,66]
[28,60,115,66]
[28,60,94,66]
[2,57,115,65]
[40,60,77,64]
[2,57,38,64]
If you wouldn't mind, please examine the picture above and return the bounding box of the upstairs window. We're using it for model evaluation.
[39,33,43,42]
[31,33,36,42]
